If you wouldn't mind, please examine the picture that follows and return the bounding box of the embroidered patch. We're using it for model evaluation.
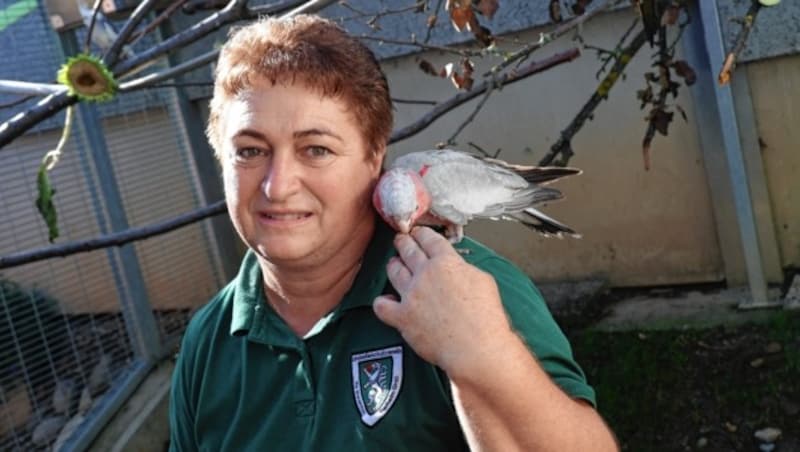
[351,345,403,427]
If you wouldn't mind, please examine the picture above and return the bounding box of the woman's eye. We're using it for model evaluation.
[235,147,263,159]
[305,146,332,159]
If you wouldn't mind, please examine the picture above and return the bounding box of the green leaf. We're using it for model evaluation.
[35,163,59,243]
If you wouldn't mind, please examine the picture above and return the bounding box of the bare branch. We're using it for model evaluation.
[0,80,66,96]
[85,0,104,53]
[0,92,78,149]
[104,0,162,68]
[285,0,339,16]
[0,94,35,109]
[339,0,423,24]
[467,141,501,158]
[245,0,309,17]
[424,0,444,43]
[129,0,192,45]
[538,29,647,166]
[112,0,248,76]
[392,97,438,105]
[483,0,619,78]
[718,1,761,85]
[390,47,581,144]
[357,35,483,57]
[447,81,494,145]
[119,49,218,91]
[0,201,227,269]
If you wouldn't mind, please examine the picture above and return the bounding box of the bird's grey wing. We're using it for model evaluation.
[422,161,524,219]
[483,186,563,214]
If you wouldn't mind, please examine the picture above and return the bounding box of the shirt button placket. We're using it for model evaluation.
[294,343,316,418]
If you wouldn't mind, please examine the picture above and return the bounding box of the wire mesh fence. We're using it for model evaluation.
[0,1,231,449]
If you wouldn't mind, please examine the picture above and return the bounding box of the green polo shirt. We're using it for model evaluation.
[169,222,595,451]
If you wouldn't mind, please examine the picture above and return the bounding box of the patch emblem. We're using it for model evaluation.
[351,345,403,426]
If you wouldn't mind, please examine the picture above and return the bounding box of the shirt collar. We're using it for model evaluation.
[229,219,397,340]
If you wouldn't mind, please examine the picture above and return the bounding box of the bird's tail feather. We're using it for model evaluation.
[505,207,581,238]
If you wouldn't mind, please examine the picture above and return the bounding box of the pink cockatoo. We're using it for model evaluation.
[373,149,581,243]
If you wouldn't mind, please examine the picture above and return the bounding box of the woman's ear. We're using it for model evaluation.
[369,145,387,176]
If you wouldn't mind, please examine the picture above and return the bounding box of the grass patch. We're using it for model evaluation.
[570,311,800,451]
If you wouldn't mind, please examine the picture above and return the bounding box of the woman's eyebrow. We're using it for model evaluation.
[294,127,344,142]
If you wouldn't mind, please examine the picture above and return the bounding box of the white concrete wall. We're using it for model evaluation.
[746,54,800,270]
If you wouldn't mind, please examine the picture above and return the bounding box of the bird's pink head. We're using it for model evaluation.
[373,168,431,233]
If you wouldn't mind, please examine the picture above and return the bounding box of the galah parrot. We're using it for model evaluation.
[373,149,581,243]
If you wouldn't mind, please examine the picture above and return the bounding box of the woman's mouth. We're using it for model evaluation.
[262,212,311,220]
[258,211,313,226]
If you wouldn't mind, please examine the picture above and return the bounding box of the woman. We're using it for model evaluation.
[170,14,617,451]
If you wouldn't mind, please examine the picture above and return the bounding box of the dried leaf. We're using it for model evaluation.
[443,62,456,78]
[446,0,473,31]
[636,86,653,108]
[444,61,474,90]
[571,0,590,15]
[549,0,562,22]
[475,0,499,19]
[651,108,673,136]
[661,5,680,26]
[450,71,474,90]
[36,163,59,242]
[418,59,440,77]
[461,58,475,76]
[672,60,696,86]
[472,24,495,47]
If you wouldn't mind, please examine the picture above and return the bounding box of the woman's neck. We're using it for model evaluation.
[258,220,374,336]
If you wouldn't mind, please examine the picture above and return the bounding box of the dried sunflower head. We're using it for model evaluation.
[57,54,117,102]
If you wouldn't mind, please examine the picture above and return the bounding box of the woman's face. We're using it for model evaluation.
[219,80,384,269]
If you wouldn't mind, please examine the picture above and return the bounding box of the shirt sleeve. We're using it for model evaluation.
[169,327,200,452]
[478,256,597,407]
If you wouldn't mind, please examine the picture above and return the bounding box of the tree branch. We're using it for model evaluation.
[129,0,192,45]
[104,0,162,68]
[119,49,218,91]
[483,0,619,78]
[718,1,761,85]
[390,47,580,144]
[84,0,104,53]
[357,35,484,57]
[392,97,438,105]
[538,29,647,166]
[112,0,248,76]
[0,201,227,269]
[339,0,424,24]
[447,81,494,145]
[0,0,342,149]
[0,80,66,96]
[0,92,78,149]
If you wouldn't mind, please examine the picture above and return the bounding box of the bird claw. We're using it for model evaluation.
[455,248,471,255]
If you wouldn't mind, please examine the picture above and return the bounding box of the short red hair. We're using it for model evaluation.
[207,15,393,158]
